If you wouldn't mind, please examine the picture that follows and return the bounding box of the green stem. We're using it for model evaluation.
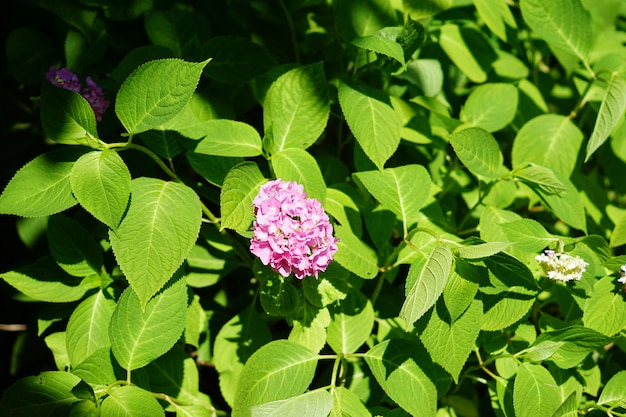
[329,354,344,393]
[105,142,178,180]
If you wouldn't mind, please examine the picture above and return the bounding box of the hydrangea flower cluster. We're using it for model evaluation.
[535,249,588,282]
[250,179,339,279]
[45,66,109,122]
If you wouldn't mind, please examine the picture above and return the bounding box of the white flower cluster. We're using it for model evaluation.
[619,265,626,284]
[535,250,588,282]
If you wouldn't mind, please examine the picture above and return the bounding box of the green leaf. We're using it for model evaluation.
[137,129,186,159]
[511,163,568,195]
[353,164,432,232]
[420,299,482,382]
[336,0,396,40]
[583,276,626,336]
[438,24,488,83]
[443,259,482,322]
[100,385,165,417]
[460,83,519,132]
[350,30,405,65]
[513,363,561,417]
[109,274,187,371]
[1,256,101,303]
[327,290,374,354]
[220,162,266,232]
[520,0,593,64]
[259,274,300,317]
[251,389,333,417]
[598,370,626,408]
[264,63,330,154]
[109,178,201,307]
[338,81,402,170]
[473,0,517,42]
[70,150,131,230]
[289,304,330,354]
[47,214,103,277]
[531,170,587,232]
[499,218,558,253]
[232,340,318,417]
[400,244,453,327]
[271,149,327,202]
[512,114,584,177]
[449,127,505,180]
[324,188,362,238]
[609,208,626,248]
[66,291,115,367]
[403,0,452,19]
[214,306,272,407]
[0,147,85,217]
[0,371,84,417]
[330,387,371,417]
[115,58,210,135]
[364,339,437,417]
[40,82,99,146]
[182,119,263,157]
[522,326,613,368]
[453,241,512,260]
[586,75,626,161]
[71,347,118,385]
[333,225,378,279]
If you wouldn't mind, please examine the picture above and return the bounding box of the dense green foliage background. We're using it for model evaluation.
[1,0,626,416]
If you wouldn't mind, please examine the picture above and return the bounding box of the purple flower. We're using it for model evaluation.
[250,179,339,279]
[45,66,109,122]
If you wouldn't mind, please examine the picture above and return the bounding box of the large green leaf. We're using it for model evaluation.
[71,347,118,386]
[109,274,187,371]
[289,304,330,354]
[513,363,561,417]
[47,214,103,277]
[520,0,593,64]
[115,58,210,135]
[1,256,101,303]
[214,306,272,407]
[460,83,519,132]
[330,387,371,417]
[512,114,584,177]
[338,81,401,170]
[583,276,626,336]
[182,119,263,157]
[40,82,99,146]
[109,178,201,307]
[521,326,613,369]
[335,0,396,40]
[420,299,482,382]
[251,389,333,417]
[231,340,318,417]
[531,170,587,233]
[364,339,437,417]
[499,218,558,253]
[270,149,327,202]
[403,0,452,19]
[449,127,506,180]
[442,259,482,322]
[327,290,374,354]
[70,150,131,230]
[586,74,626,161]
[333,225,378,279]
[0,371,84,417]
[220,162,266,232]
[0,147,85,217]
[264,63,330,154]
[100,385,165,417]
[511,163,568,195]
[400,244,453,327]
[350,29,405,65]
[473,0,517,42]
[353,164,431,233]
[439,24,489,83]
[598,370,626,408]
[66,290,115,367]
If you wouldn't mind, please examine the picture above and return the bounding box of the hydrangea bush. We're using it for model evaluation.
[1,0,626,416]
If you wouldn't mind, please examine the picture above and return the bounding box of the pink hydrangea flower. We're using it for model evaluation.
[45,66,109,122]
[250,179,339,279]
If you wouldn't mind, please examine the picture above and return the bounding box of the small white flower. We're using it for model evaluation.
[535,250,588,282]
[618,265,626,284]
